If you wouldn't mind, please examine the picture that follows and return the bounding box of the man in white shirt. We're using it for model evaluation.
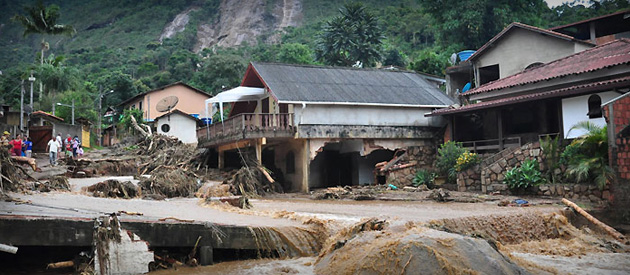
[46,136,60,166]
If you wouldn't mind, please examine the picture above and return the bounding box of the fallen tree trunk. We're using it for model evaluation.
[46,260,74,269]
[11,156,38,171]
[561,198,628,244]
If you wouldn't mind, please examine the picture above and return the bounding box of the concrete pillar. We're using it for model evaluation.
[302,139,310,192]
[255,139,262,164]
[199,246,213,265]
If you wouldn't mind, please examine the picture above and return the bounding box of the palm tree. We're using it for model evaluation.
[564,121,614,189]
[12,0,76,100]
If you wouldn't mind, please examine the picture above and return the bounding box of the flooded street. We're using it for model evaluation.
[3,176,629,274]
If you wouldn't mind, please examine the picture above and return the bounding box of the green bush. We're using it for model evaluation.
[504,159,544,191]
[436,141,466,184]
[455,151,480,172]
[412,169,436,188]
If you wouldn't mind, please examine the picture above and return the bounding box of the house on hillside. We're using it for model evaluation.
[119,82,212,122]
[550,9,630,45]
[155,109,202,144]
[197,62,454,192]
[430,39,630,153]
[446,22,594,99]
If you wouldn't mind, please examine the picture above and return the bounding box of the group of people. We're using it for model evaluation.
[46,133,83,166]
[1,131,33,158]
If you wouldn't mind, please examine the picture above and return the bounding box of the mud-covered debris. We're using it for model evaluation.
[0,148,30,192]
[35,176,70,192]
[139,167,199,198]
[88,179,139,199]
[227,165,282,197]
[311,186,382,200]
[428,188,450,202]
[206,195,252,209]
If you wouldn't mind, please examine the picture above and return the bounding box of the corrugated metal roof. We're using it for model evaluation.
[466,39,630,96]
[250,62,454,106]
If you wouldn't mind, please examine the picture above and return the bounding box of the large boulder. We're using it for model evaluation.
[315,227,526,274]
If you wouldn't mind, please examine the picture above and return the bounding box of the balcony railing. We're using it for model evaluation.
[461,137,521,153]
[197,113,294,145]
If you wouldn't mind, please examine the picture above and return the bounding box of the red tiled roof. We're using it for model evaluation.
[31,110,64,122]
[465,39,630,96]
[467,22,594,62]
[429,75,630,116]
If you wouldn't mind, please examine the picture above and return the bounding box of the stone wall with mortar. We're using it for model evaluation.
[456,143,544,193]
[535,184,610,205]
[386,144,436,187]
[481,142,544,193]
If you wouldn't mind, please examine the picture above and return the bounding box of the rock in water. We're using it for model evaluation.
[315,228,527,274]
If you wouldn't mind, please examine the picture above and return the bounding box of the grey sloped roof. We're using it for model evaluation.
[251,62,454,106]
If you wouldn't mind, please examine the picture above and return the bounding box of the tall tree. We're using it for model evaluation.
[12,0,76,64]
[419,0,548,49]
[316,3,384,67]
[12,0,76,102]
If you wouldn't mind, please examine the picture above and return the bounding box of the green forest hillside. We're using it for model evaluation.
[0,0,627,124]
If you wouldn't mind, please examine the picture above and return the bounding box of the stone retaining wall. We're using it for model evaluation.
[456,142,544,193]
[536,183,610,204]
[387,145,436,187]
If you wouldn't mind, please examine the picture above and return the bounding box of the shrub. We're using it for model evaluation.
[412,169,436,188]
[561,122,614,189]
[504,159,544,191]
[455,151,480,172]
[436,141,466,184]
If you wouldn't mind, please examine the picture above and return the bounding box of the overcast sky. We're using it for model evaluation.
[544,0,593,8]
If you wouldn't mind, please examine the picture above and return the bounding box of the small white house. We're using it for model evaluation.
[155,109,201,144]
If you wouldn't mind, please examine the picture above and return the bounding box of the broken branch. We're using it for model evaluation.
[561,198,628,244]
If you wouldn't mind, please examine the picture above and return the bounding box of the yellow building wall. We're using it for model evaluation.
[82,125,90,148]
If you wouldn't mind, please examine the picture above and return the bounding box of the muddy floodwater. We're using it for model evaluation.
[3,176,629,274]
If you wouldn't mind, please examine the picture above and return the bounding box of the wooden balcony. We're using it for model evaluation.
[197,113,295,147]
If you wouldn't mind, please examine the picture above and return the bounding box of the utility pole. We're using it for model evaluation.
[28,71,35,111]
[20,80,24,132]
[71,98,75,125]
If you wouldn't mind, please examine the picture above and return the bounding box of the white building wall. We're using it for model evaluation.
[293,105,444,127]
[475,28,592,83]
[562,91,619,138]
[156,113,198,144]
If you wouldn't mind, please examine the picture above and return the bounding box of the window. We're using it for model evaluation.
[286,151,295,174]
[139,100,143,111]
[478,64,500,85]
[161,124,170,133]
[587,94,602,119]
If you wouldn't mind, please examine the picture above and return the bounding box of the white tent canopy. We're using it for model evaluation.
[204,86,265,123]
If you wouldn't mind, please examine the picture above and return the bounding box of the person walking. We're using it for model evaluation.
[46,136,60,166]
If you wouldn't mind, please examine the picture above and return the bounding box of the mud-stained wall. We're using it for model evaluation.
[271,138,306,192]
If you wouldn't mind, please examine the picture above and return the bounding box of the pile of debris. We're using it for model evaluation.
[35,176,71,192]
[139,167,199,199]
[88,179,139,199]
[0,149,32,192]
[311,186,383,200]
